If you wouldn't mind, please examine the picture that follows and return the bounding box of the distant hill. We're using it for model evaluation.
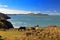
[6,13,49,16]
[26,13,49,16]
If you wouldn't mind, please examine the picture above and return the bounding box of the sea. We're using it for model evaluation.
[7,14,60,28]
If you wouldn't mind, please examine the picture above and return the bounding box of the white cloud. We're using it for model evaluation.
[0,4,59,15]
[0,4,8,8]
[42,10,60,15]
[49,11,60,15]
[0,4,40,14]
[0,8,40,14]
[0,7,59,15]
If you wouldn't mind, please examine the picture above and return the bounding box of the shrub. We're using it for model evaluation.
[0,36,4,40]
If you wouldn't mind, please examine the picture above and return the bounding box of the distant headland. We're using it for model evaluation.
[26,13,49,16]
[7,13,49,16]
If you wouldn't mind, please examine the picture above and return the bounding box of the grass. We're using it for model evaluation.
[0,26,60,40]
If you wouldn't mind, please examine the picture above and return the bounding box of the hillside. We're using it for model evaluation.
[0,25,60,40]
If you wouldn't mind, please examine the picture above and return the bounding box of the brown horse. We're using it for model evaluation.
[18,26,26,31]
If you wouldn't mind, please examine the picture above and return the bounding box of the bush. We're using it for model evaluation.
[0,36,4,40]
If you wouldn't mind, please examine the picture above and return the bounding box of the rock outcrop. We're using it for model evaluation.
[0,12,14,29]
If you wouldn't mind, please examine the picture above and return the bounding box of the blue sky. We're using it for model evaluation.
[0,0,60,15]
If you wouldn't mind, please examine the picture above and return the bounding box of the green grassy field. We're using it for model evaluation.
[0,26,60,40]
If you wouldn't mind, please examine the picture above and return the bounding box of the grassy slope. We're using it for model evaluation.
[0,27,60,40]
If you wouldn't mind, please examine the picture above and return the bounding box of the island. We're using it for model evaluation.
[26,13,49,16]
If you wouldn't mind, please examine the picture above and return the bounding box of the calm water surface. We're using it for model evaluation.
[7,14,60,28]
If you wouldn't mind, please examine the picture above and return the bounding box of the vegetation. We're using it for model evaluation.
[0,26,60,40]
[0,36,4,40]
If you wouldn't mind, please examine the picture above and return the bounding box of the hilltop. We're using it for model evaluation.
[7,13,49,16]
[26,13,49,16]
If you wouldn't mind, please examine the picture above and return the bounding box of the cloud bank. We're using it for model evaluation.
[0,4,60,15]
[43,10,60,15]
[0,4,8,8]
[0,8,40,14]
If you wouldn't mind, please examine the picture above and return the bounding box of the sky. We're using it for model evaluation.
[0,0,60,15]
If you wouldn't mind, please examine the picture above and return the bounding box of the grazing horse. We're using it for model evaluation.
[18,26,26,31]
[27,27,35,31]
[31,27,35,30]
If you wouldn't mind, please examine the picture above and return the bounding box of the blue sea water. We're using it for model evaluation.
[7,14,60,28]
